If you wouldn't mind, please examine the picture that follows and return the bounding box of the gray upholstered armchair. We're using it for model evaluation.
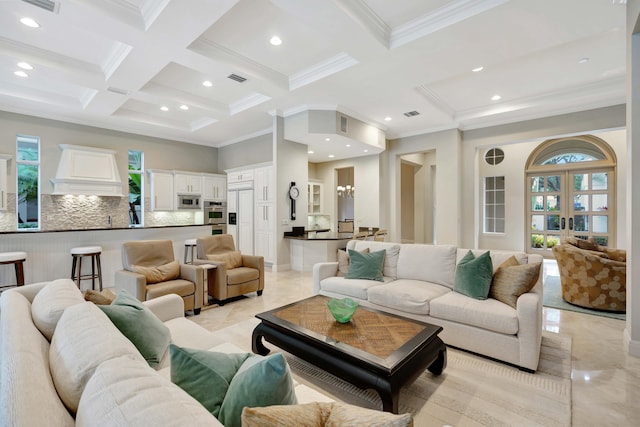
[195,234,264,305]
[115,239,204,314]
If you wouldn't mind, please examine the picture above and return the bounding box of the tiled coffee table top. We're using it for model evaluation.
[271,295,426,359]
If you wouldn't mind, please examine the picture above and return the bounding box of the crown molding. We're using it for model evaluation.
[416,84,455,118]
[333,0,391,48]
[289,52,358,91]
[391,0,510,49]
[229,92,271,116]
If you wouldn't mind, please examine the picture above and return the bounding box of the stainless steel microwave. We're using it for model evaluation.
[177,194,201,209]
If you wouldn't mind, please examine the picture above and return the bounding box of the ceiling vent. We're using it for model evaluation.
[227,73,247,83]
[403,110,420,117]
[107,86,130,96]
[21,0,59,13]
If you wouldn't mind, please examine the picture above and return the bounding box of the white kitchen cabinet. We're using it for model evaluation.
[255,203,274,263]
[148,169,174,211]
[202,174,226,201]
[0,155,10,211]
[227,169,254,185]
[254,166,273,203]
[308,180,323,214]
[174,173,202,195]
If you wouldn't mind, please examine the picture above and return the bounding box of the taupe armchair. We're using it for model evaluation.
[115,240,204,315]
[195,234,264,305]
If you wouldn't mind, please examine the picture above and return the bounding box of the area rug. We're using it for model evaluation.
[203,319,572,427]
[544,275,625,320]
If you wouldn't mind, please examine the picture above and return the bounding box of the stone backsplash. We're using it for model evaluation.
[0,193,198,231]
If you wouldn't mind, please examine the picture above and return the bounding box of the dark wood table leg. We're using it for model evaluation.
[14,261,24,286]
[252,323,271,355]
[427,340,447,375]
[378,381,400,414]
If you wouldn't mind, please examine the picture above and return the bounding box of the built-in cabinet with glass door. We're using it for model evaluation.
[308,180,323,214]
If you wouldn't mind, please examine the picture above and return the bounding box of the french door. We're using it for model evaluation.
[527,168,614,256]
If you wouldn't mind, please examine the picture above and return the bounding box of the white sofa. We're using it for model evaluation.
[0,279,329,426]
[313,241,544,372]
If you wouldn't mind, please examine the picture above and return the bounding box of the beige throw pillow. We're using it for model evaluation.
[490,256,541,308]
[31,278,85,341]
[241,402,413,427]
[131,261,180,284]
[207,251,242,269]
[337,248,369,277]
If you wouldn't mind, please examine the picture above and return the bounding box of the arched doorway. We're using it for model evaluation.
[525,135,617,257]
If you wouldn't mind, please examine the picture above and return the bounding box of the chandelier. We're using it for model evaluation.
[337,184,354,198]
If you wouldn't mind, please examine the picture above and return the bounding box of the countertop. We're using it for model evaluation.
[284,232,354,241]
[0,224,212,235]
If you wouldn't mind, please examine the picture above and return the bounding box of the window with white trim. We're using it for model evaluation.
[16,135,40,230]
[484,176,505,233]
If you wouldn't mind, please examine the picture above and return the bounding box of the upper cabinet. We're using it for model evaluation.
[0,155,10,211]
[227,169,254,186]
[254,166,273,203]
[174,172,202,195]
[308,180,323,214]
[148,169,174,211]
[202,174,226,201]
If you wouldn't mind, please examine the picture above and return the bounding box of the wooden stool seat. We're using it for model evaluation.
[184,239,197,264]
[71,246,103,291]
[0,251,27,287]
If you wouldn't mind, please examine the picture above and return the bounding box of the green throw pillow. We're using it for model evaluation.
[98,290,171,368]
[170,345,250,417]
[218,353,298,427]
[169,346,297,427]
[454,250,493,300]
[345,249,385,282]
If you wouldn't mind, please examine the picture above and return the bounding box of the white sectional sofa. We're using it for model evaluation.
[0,279,329,426]
[313,240,544,372]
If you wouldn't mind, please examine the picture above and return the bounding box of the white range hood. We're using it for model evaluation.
[50,144,124,196]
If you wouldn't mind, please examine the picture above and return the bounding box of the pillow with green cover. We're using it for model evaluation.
[98,290,171,368]
[454,250,493,300]
[346,249,385,282]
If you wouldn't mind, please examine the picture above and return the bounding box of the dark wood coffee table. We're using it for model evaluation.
[252,295,446,413]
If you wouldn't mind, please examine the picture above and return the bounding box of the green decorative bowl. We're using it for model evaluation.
[327,298,359,323]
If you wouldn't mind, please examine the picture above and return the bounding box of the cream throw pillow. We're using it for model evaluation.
[241,402,413,427]
[131,260,180,284]
[207,251,243,269]
[490,256,541,308]
[49,302,145,413]
[31,278,85,341]
[337,248,369,277]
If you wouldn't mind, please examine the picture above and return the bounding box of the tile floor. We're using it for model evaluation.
[192,264,640,427]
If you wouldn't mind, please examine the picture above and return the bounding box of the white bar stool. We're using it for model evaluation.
[184,239,197,264]
[0,251,27,287]
[70,246,103,291]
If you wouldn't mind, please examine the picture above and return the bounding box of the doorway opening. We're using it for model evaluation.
[525,135,616,257]
[399,151,436,244]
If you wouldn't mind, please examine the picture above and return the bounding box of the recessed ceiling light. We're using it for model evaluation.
[20,17,40,28]
[578,58,589,64]
[491,95,501,101]
[308,150,314,154]
[202,80,213,87]
[364,149,369,153]
[472,66,484,72]
[384,116,392,121]
[270,36,282,46]
[179,105,189,110]
[160,106,169,111]
[17,62,33,70]
[328,154,335,158]
[325,137,331,141]
[346,144,351,147]
[14,71,28,78]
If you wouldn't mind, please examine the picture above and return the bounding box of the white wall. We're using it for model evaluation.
[462,108,626,252]
[217,133,272,171]
[386,129,462,245]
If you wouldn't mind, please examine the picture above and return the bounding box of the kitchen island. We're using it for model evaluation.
[0,225,213,288]
[284,232,353,272]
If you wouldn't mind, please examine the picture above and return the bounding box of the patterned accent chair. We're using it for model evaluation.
[552,240,626,312]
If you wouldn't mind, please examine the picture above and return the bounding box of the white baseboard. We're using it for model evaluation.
[624,327,640,358]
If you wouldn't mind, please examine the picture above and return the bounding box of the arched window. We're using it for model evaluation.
[525,135,616,255]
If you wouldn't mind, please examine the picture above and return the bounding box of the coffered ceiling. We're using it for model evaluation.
[0,0,627,162]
